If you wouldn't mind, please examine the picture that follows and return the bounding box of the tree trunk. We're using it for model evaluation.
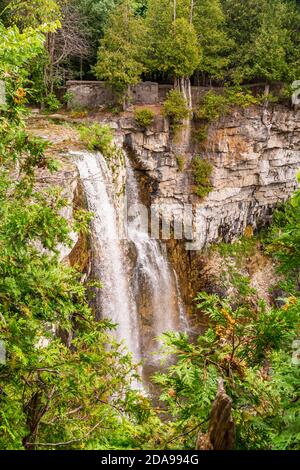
[175,77,192,110]
[44,32,56,95]
[190,0,194,23]
[264,82,270,97]
[196,379,235,450]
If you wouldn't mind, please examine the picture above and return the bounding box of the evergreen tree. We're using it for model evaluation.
[193,0,233,83]
[222,0,298,87]
[244,0,290,94]
[0,20,155,450]
[94,0,146,105]
[145,0,200,107]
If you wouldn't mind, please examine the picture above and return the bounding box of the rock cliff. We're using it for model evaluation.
[115,105,300,250]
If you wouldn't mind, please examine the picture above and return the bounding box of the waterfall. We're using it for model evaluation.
[72,149,186,374]
[126,159,184,365]
[73,150,141,363]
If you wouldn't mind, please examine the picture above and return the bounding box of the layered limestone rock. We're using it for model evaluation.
[27,116,90,272]
[116,105,300,250]
[109,105,300,315]
[195,105,300,248]
[25,105,300,318]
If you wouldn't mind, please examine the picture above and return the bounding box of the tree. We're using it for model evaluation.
[281,0,300,82]
[0,0,61,29]
[153,287,300,449]
[193,0,233,83]
[267,174,300,277]
[44,0,91,93]
[71,0,121,64]
[94,0,146,106]
[222,0,298,88]
[244,0,290,95]
[145,0,200,108]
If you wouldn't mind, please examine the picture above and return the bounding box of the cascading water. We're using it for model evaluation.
[72,148,186,377]
[73,150,141,363]
[126,159,184,364]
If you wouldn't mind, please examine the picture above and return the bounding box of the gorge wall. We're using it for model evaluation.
[27,102,300,327]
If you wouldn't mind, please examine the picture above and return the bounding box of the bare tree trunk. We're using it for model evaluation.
[80,56,83,81]
[196,379,235,450]
[264,82,270,107]
[264,82,270,97]
[175,76,192,110]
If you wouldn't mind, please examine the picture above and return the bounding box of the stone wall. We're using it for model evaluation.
[66,80,223,109]
[67,81,114,109]
[66,80,160,109]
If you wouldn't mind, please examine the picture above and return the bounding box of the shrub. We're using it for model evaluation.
[196,91,228,122]
[195,88,260,123]
[163,89,190,131]
[134,108,155,129]
[63,91,74,105]
[191,155,213,198]
[226,87,260,108]
[79,123,114,158]
[192,125,209,144]
[176,154,185,172]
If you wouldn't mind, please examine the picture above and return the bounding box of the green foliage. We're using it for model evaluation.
[192,125,209,144]
[79,123,114,157]
[145,0,200,80]
[94,0,146,96]
[134,108,154,129]
[62,90,74,105]
[71,0,120,55]
[196,91,229,121]
[222,0,299,86]
[0,21,157,450]
[163,89,190,131]
[43,92,62,112]
[196,88,259,123]
[0,19,59,116]
[191,155,213,198]
[244,1,289,85]
[1,0,61,28]
[265,174,300,277]
[153,289,300,449]
[218,235,257,260]
[193,0,233,80]
[176,154,185,172]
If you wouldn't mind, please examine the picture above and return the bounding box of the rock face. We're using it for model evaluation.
[27,116,90,273]
[26,105,300,319]
[116,105,300,251]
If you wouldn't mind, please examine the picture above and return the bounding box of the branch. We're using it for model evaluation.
[31,420,109,447]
